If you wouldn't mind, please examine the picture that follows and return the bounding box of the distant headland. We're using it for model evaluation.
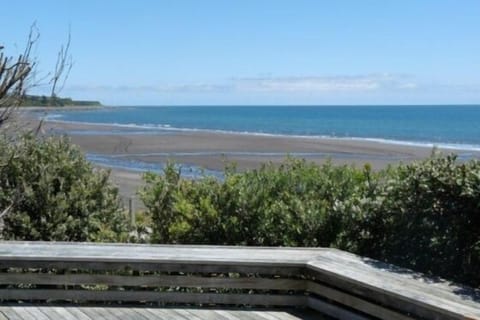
[21,95,102,107]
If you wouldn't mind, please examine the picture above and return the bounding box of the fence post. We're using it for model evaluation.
[128,197,135,227]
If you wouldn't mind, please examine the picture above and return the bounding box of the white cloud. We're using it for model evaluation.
[66,83,230,93]
[68,74,417,93]
[66,73,419,95]
[233,74,417,93]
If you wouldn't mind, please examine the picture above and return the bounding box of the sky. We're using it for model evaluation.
[2,0,480,105]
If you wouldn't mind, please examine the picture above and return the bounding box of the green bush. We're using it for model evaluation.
[141,159,369,246]
[0,134,129,241]
[219,160,368,246]
[342,155,480,287]
[141,163,223,244]
[141,156,480,288]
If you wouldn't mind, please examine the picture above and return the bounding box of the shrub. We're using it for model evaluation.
[343,155,480,287]
[140,159,368,246]
[141,155,480,288]
[0,134,129,241]
[218,159,368,246]
[140,163,224,244]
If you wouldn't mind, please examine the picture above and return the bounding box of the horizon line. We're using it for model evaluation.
[107,103,480,107]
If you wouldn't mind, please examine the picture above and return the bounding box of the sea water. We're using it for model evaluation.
[45,105,480,151]
[43,105,480,175]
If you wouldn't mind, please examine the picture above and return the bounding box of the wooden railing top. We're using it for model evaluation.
[0,241,478,320]
[307,252,480,320]
[0,241,329,265]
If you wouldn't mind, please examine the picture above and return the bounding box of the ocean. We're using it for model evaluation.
[45,105,480,151]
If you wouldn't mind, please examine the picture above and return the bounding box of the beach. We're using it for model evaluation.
[66,127,435,169]
[13,107,480,203]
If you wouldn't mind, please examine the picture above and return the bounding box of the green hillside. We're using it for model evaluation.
[21,95,102,107]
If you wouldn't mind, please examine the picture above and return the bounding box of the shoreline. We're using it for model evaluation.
[42,118,476,169]
[44,121,480,153]
[14,109,480,204]
[20,110,480,170]
[41,113,480,153]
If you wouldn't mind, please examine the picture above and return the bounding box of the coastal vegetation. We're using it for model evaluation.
[0,134,128,242]
[140,157,480,289]
[1,28,125,241]
[1,25,478,293]
[20,94,102,107]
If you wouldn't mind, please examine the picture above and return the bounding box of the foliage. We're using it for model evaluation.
[341,155,480,287]
[128,210,153,243]
[141,156,480,288]
[140,159,371,246]
[20,94,101,107]
[0,134,128,241]
[219,160,369,246]
[141,164,181,243]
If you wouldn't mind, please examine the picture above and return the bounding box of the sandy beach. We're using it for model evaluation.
[13,108,480,203]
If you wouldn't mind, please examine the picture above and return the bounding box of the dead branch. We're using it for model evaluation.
[0,24,39,126]
[50,28,73,103]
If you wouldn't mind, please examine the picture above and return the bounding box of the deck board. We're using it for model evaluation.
[0,306,326,320]
[58,307,92,320]
[0,242,479,319]
[307,252,480,317]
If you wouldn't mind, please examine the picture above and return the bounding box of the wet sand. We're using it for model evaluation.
[37,119,437,168]
[13,108,480,202]
[61,124,438,169]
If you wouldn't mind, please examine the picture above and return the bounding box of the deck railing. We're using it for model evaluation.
[0,242,478,320]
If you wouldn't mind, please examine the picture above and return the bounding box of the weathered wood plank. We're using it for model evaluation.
[213,309,246,320]
[250,310,309,320]
[0,242,478,319]
[111,307,150,320]
[307,281,413,320]
[0,242,322,265]
[175,308,205,320]
[11,307,38,320]
[307,255,480,320]
[0,307,28,320]
[13,307,51,320]
[5,307,319,320]
[221,310,264,320]
[189,308,236,320]
[58,307,93,320]
[0,273,306,290]
[75,307,109,320]
[0,311,8,320]
[137,308,173,320]
[282,309,325,320]
[306,297,369,320]
[0,261,303,276]
[0,289,306,307]
[88,306,117,320]
[316,250,478,300]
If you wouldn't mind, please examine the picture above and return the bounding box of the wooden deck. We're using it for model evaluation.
[0,242,478,320]
[0,305,324,320]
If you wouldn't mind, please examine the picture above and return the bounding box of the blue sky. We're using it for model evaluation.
[2,0,480,105]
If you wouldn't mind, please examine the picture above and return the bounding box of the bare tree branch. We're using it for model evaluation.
[0,23,39,126]
[0,24,75,225]
[50,28,73,103]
